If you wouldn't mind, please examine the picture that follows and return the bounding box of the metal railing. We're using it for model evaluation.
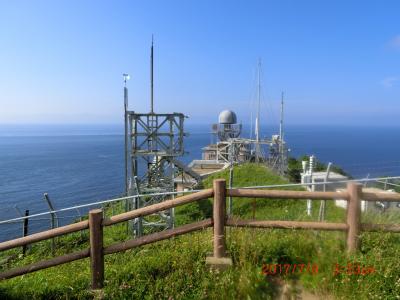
[2,175,399,226]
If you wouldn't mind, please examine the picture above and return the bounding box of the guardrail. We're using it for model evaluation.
[0,180,399,290]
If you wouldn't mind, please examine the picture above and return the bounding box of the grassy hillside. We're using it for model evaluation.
[0,163,399,299]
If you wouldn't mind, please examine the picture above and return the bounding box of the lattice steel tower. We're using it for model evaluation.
[124,38,187,237]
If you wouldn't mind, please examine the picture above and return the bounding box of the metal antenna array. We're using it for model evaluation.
[267,91,288,176]
[279,92,288,175]
[206,60,288,174]
[123,38,187,237]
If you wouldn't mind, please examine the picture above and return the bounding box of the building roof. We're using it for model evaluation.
[302,171,348,181]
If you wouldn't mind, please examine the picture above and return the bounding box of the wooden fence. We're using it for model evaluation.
[0,179,400,289]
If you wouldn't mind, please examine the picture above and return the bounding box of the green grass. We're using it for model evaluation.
[0,163,399,299]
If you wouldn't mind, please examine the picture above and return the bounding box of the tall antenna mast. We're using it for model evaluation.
[279,91,285,174]
[126,39,187,236]
[249,99,253,140]
[256,58,261,142]
[123,73,130,195]
[255,58,262,162]
[280,91,284,143]
[150,35,154,114]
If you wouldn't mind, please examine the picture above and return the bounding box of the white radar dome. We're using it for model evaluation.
[218,110,237,124]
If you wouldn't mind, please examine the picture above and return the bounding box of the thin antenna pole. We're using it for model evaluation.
[279,91,284,174]
[150,35,154,114]
[256,58,261,143]
[123,75,129,195]
[250,98,253,140]
[280,92,284,143]
[254,58,262,162]
[249,64,256,140]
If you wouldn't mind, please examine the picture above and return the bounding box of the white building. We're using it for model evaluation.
[335,187,397,212]
[301,171,349,192]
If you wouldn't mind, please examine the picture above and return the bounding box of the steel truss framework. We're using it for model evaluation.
[212,137,288,176]
[213,138,270,164]
[127,112,187,236]
[267,137,288,176]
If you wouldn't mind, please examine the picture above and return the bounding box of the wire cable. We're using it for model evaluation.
[2,175,400,225]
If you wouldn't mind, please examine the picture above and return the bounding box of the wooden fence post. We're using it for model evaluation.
[89,209,104,289]
[206,179,232,269]
[346,182,362,253]
[214,179,226,258]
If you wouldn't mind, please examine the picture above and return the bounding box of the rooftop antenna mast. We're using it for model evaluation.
[150,35,154,114]
[123,73,130,195]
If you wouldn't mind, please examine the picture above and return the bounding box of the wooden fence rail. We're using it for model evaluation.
[0,180,399,289]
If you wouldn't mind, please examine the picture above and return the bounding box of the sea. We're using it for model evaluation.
[1,123,400,241]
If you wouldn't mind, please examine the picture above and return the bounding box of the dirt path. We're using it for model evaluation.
[272,278,334,300]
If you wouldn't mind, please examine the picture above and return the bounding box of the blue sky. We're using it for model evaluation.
[0,0,399,126]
